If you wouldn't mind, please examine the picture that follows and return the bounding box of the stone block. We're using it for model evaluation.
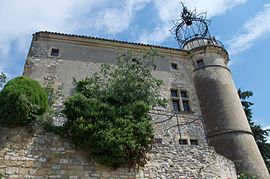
[71,159,81,165]
[38,156,48,163]
[0,151,5,157]
[68,165,84,170]
[81,177,97,179]
[60,159,69,164]
[56,147,65,153]
[7,174,21,179]
[52,164,61,170]
[69,176,79,179]
[24,176,45,179]
[48,175,61,179]
[32,162,42,168]
[5,167,19,175]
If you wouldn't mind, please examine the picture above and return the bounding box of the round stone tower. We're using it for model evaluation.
[172,4,269,178]
[187,38,269,178]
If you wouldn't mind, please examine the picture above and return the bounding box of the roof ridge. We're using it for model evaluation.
[34,31,181,51]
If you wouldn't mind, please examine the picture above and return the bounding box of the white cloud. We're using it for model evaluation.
[93,0,150,34]
[0,0,150,78]
[0,0,108,77]
[0,0,103,37]
[228,3,270,55]
[138,0,247,44]
[138,23,171,44]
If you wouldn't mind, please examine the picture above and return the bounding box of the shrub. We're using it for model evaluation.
[0,76,48,126]
[63,49,165,167]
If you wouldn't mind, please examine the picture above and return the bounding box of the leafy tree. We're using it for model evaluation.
[0,72,6,88]
[238,89,270,172]
[0,76,48,126]
[63,50,165,167]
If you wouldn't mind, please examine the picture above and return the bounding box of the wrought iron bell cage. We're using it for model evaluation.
[171,3,224,50]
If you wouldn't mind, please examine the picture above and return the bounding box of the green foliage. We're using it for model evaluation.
[64,49,164,167]
[0,72,7,88]
[0,76,48,126]
[238,173,256,179]
[238,89,270,172]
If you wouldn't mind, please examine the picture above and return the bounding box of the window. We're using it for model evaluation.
[172,99,180,111]
[179,139,188,145]
[180,91,188,98]
[196,59,205,68]
[51,48,60,57]
[182,100,190,112]
[171,89,178,97]
[190,139,198,145]
[171,89,191,112]
[171,63,178,70]
[155,138,163,144]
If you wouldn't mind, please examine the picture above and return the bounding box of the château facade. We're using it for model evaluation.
[19,31,268,178]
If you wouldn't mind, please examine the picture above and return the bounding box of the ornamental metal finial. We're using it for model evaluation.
[171,3,212,49]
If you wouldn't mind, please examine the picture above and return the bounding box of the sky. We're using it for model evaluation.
[0,0,269,140]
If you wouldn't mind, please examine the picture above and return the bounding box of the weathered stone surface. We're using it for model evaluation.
[0,127,236,179]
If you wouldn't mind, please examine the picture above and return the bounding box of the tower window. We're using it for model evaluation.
[171,63,178,70]
[51,48,60,57]
[196,59,205,68]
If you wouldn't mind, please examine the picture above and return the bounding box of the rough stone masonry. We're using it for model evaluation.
[0,127,236,179]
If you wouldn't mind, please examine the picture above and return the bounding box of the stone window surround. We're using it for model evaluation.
[171,62,179,70]
[170,88,192,112]
[48,47,61,58]
[177,136,199,146]
[196,59,205,69]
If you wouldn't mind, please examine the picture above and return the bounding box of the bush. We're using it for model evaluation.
[63,49,165,167]
[0,76,48,126]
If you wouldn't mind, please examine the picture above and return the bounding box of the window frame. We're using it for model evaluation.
[170,88,191,112]
[171,62,178,70]
[196,59,205,68]
[49,47,61,58]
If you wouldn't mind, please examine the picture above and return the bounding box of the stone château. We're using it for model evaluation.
[0,4,268,178]
[6,29,263,178]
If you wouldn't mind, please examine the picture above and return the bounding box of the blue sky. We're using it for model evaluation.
[0,0,269,138]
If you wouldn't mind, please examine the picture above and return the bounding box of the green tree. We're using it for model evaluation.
[238,89,270,172]
[63,50,165,167]
[0,76,48,126]
[0,72,6,88]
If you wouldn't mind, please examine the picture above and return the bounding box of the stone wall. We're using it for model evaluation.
[0,127,136,179]
[0,127,236,179]
[142,145,237,179]
[150,110,208,146]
